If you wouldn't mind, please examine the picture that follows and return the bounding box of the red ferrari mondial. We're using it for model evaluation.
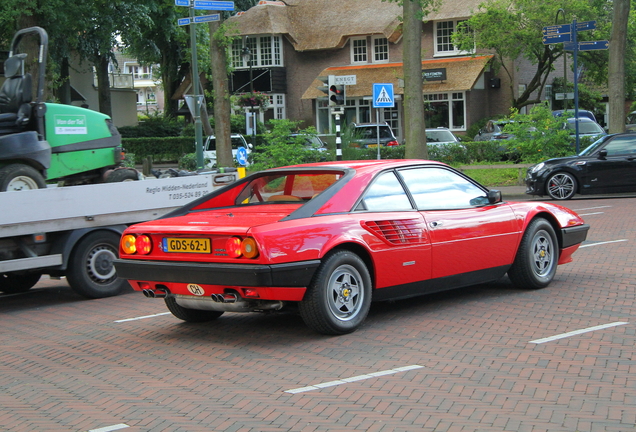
[114,160,589,335]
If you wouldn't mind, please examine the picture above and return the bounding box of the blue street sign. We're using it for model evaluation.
[564,41,575,51]
[236,147,248,166]
[576,20,596,31]
[193,0,235,10]
[175,0,190,5]
[542,24,571,35]
[542,32,571,44]
[578,40,609,51]
[193,13,220,23]
[177,17,191,26]
[373,83,394,108]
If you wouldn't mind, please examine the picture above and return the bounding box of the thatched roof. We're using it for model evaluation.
[227,0,487,51]
[227,0,403,51]
[301,55,494,99]
[425,0,485,21]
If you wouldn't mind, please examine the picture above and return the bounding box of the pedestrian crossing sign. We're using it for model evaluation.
[373,83,395,108]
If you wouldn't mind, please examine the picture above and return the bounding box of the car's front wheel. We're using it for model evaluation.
[508,218,558,289]
[299,250,372,335]
[546,172,577,200]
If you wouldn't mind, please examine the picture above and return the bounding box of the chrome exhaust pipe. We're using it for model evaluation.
[210,292,238,303]
[142,288,169,299]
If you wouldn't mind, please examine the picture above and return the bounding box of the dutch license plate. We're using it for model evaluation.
[163,238,211,253]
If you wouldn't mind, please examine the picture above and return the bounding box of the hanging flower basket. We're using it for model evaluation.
[237,92,270,109]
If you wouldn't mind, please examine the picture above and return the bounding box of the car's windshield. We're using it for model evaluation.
[426,130,456,143]
[579,135,611,156]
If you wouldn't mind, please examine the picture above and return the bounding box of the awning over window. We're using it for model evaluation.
[301,55,493,100]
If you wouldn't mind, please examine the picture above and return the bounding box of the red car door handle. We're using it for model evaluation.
[430,221,443,228]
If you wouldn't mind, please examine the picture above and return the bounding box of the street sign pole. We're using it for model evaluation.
[189,5,204,169]
[572,18,580,153]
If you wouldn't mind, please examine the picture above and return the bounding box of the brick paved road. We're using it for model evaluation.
[1,197,635,432]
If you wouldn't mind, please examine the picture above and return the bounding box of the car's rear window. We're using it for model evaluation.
[206,137,247,150]
[236,172,343,203]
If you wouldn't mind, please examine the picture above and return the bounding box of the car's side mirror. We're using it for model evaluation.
[488,190,502,204]
[248,143,253,149]
[598,149,607,160]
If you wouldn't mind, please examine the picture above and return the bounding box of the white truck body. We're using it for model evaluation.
[0,173,237,297]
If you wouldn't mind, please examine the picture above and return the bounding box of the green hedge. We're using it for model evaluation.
[121,137,196,163]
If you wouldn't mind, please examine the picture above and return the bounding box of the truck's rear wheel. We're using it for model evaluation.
[66,231,128,298]
[0,164,47,191]
[0,272,42,294]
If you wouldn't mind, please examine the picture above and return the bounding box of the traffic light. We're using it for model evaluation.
[317,75,331,101]
[329,84,345,106]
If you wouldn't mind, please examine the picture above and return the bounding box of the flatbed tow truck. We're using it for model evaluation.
[0,172,237,298]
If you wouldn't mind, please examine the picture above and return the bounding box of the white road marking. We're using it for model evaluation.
[578,212,604,216]
[529,322,629,344]
[114,312,171,323]
[284,365,424,394]
[580,239,628,248]
[571,205,612,211]
[89,424,129,432]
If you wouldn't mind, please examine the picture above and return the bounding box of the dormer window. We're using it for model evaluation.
[231,35,283,68]
[373,37,389,62]
[350,36,389,64]
[351,38,368,63]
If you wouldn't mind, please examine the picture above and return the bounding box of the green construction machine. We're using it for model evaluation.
[0,27,138,192]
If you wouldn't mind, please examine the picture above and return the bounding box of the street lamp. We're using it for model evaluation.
[241,45,256,149]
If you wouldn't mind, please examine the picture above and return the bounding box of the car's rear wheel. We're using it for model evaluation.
[164,297,224,322]
[508,218,558,289]
[546,172,577,200]
[299,250,372,335]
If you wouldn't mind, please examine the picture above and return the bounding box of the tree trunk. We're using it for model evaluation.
[208,20,233,168]
[402,0,428,159]
[96,54,112,118]
[608,0,630,134]
[57,57,72,105]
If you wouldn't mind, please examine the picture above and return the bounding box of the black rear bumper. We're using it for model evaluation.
[114,258,321,287]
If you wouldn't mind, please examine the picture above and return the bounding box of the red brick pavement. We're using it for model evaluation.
[1,197,635,432]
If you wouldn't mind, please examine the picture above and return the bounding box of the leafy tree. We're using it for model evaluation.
[453,0,599,110]
[250,120,325,171]
[501,102,573,162]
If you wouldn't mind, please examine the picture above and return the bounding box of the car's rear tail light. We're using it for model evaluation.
[240,237,259,259]
[386,140,399,146]
[136,235,152,255]
[121,234,152,255]
[226,237,243,258]
[122,234,137,254]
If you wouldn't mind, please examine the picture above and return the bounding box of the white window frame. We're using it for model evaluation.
[434,20,474,57]
[350,37,368,64]
[373,37,389,63]
[231,35,284,68]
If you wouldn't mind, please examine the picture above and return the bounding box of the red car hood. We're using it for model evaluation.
[128,205,299,235]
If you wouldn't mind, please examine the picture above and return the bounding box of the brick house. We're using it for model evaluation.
[226,0,521,142]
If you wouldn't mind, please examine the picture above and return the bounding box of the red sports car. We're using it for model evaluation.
[114,160,589,335]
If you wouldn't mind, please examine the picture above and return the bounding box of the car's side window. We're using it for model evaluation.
[603,137,636,156]
[358,171,413,212]
[399,167,489,210]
